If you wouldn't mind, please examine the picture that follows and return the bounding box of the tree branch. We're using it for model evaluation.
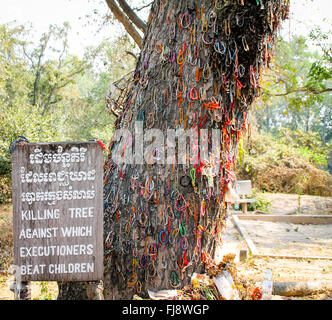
[41,65,88,115]
[32,38,49,106]
[105,0,143,48]
[41,85,57,116]
[133,2,153,12]
[264,87,332,97]
[125,50,137,60]
[117,0,147,33]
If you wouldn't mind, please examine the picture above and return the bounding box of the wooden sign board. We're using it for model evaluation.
[11,141,104,282]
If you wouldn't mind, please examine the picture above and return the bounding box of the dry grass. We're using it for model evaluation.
[238,132,332,197]
[0,175,11,204]
[252,160,332,196]
[0,204,58,300]
[0,203,13,277]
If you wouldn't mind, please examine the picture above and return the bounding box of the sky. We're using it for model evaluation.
[0,0,331,57]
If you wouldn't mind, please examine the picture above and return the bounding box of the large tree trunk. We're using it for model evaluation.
[58,0,289,300]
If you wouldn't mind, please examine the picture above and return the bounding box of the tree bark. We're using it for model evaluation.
[58,0,289,300]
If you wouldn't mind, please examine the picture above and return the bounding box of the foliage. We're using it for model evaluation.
[0,23,136,203]
[0,23,135,155]
[0,176,11,204]
[38,282,57,300]
[255,35,332,146]
[65,35,137,142]
[0,23,86,168]
[247,189,272,213]
[237,129,332,197]
[252,29,332,183]
[307,26,332,93]
[0,205,13,275]
[276,128,330,166]
[22,23,90,115]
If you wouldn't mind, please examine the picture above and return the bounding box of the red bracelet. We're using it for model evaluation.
[190,86,198,100]
[176,193,188,211]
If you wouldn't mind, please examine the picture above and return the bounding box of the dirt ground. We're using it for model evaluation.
[216,217,332,280]
[215,193,332,300]
[263,193,332,215]
[1,193,332,300]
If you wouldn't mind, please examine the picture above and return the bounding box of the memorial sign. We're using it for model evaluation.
[11,141,104,281]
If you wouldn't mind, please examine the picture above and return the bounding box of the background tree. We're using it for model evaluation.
[58,0,290,300]
[0,23,89,161]
[65,35,137,142]
[0,22,135,204]
[252,31,331,172]
[256,35,331,135]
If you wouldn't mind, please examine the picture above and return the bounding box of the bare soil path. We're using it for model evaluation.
[216,193,332,299]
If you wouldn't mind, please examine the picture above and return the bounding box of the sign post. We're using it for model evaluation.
[11,141,104,290]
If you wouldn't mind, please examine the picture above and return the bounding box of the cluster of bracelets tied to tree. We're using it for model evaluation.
[103,0,289,295]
